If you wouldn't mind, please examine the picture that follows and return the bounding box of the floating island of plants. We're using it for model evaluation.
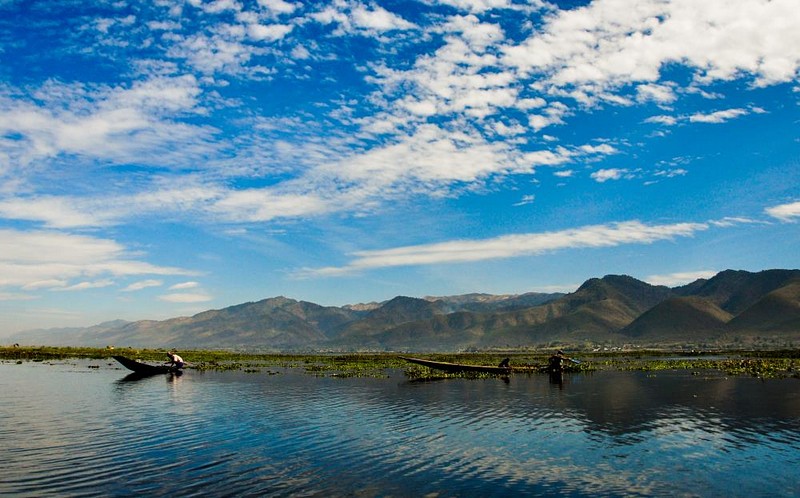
[2,346,798,380]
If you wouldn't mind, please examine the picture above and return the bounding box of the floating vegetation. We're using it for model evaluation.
[602,355,799,379]
[1,346,797,379]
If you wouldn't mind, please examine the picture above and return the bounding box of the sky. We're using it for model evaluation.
[0,0,798,337]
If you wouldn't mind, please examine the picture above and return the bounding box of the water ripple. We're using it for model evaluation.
[2,364,799,497]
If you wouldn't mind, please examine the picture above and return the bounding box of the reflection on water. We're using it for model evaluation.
[1,361,798,497]
[117,370,184,383]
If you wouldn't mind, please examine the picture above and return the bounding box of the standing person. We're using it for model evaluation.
[166,350,185,369]
[548,350,565,373]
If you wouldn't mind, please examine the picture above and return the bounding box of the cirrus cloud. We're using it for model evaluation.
[299,220,710,276]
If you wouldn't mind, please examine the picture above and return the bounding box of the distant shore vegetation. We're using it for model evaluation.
[2,345,798,380]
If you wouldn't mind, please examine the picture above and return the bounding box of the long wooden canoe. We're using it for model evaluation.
[399,356,572,374]
[400,356,515,374]
[113,355,180,375]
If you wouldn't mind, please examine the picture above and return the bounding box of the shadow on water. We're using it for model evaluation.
[549,371,564,388]
[116,370,183,384]
[404,374,511,385]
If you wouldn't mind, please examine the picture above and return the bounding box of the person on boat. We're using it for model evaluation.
[498,357,510,369]
[166,351,185,369]
[548,350,566,373]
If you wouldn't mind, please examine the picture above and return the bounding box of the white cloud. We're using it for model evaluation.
[159,292,214,303]
[0,78,217,173]
[645,270,718,287]
[636,83,677,104]
[331,125,513,186]
[492,121,526,137]
[22,280,68,291]
[708,216,761,227]
[591,168,628,183]
[0,229,196,290]
[351,5,416,32]
[2,0,796,249]
[501,0,800,102]
[646,107,753,127]
[248,23,293,41]
[257,0,298,15]
[645,115,678,126]
[300,220,709,276]
[765,201,800,222]
[0,292,37,301]
[0,182,223,229]
[123,279,164,292]
[55,279,116,292]
[170,281,200,290]
[191,0,242,15]
[513,194,535,207]
[364,14,522,133]
[168,31,256,74]
[654,168,687,178]
[212,189,331,222]
[310,3,415,35]
[689,108,749,123]
[290,45,310,59]
[435,0,516,13]
[0,196,114,228]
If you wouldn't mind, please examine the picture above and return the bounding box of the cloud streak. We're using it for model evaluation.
[301,220,709,276]
[645,270,719,287]
[0,229,197,290]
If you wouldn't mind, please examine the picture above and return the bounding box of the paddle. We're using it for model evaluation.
[552,351,581,365]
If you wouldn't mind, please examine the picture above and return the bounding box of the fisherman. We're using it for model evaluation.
[498,357,511,369]
[166,350,185,369]
[548,350,566,373]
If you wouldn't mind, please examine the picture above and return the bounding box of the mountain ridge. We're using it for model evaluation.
[9,269,800,350]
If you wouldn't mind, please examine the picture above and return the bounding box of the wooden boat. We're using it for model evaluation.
[400,356,515,374]
[400,356,578,375]
[113,355,181,375]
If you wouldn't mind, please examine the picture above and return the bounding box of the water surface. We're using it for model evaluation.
[1,360,798,496]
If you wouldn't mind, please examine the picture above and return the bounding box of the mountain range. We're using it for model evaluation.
[10,269,800,351]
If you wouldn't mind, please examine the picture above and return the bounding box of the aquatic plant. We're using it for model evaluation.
[1,346,796,379]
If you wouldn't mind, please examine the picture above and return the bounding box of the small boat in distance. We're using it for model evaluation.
[400,356,578,375]
[113,355,182,376]
[400,356,518,374]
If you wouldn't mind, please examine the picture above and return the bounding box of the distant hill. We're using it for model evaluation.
[332,296,450,345]
[725,279,800,334]
[621,297,733,342]
[673,269,800,314]
[8,269,800,350]
[426,292,564,313]
[13,320,131,346]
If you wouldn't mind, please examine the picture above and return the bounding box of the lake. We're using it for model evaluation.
[1,359,798,497]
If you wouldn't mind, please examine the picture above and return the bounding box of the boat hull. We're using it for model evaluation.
[399,356,572,375]
[113,355,180,375]
[400,356,514,374]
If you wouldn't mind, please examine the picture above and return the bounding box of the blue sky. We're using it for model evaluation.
[0,0,798,337]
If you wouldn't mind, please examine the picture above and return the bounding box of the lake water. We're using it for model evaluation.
[1,360,799,497]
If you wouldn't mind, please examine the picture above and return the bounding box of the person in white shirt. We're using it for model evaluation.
[166,351,185,369]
